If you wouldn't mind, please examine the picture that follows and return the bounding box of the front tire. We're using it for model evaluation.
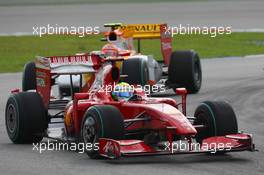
[194,101,238,144]
[5,92,48,143]
[80,105,124,159]
[168,50,202,94]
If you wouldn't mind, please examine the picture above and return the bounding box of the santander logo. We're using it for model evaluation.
[102,141,120,155]
[162,42,172,50]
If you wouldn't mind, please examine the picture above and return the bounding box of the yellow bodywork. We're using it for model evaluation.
[119,24,163,39]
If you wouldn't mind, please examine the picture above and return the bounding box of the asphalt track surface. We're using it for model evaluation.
[0,0,264,35]
[0,55,263,175]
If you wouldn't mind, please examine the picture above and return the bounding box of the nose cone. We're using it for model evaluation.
[167,112,197,135]
[147,103,197,135]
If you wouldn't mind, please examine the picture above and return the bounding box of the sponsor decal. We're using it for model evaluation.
[50,55,88,64]
[120,24,160,33]
[36,78,45,87]
[49,55,93,67]
[162,42,172,50]
[36,71,46,78]
[103,141,120,155]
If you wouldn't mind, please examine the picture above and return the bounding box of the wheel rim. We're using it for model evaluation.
[6,104,17,133]
[194,112,214,143]
[82,116,97,144]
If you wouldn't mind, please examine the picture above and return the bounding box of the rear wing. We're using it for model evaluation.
[34,54,101,107]
[120,23,164,39]
[34,54,125,107]
[37,55,97,74]
[119,23,172,65]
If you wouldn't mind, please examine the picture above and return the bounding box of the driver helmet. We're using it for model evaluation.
[112,82,134,101]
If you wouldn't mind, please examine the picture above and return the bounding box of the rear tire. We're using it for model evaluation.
[168,51,202,94]
[194,101,238,144]
[80,105,124,159]
[22,62,36,91]
[121,58,149,86]
[5,92,48,143]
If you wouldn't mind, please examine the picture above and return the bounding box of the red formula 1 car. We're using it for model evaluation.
[5,54,255,159]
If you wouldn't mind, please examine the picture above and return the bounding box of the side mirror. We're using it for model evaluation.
[175,88,187,95]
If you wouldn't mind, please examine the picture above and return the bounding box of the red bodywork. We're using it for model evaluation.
[31,53,255,159]
[71,88,254,159]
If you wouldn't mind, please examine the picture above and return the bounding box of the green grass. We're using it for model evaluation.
[0,32,264,73]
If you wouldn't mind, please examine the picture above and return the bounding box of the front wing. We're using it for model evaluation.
[98,133,255,159]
